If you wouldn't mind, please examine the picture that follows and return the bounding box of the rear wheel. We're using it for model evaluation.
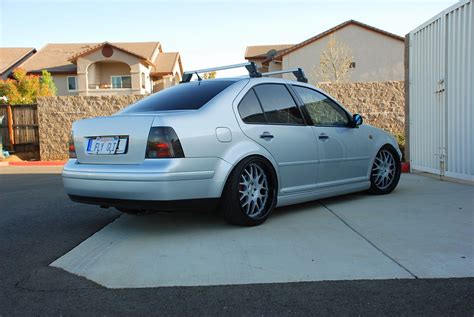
[368,145,401,195]
[221,157,276,226]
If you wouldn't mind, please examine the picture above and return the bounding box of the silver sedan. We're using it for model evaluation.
[63,64,401,226]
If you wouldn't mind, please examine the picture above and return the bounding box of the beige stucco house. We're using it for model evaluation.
[0,47,36,80]
[245,20,405,83]
[20,42,183,96]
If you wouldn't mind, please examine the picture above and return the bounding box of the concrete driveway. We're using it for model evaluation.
[52,173,474,289]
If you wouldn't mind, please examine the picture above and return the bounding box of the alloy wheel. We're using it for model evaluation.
[371,149,396,190]
[238,163,269,218]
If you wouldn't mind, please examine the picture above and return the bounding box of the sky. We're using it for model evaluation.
[0,0,457,76]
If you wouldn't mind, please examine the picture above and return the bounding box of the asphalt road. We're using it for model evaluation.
[0,167,473,316]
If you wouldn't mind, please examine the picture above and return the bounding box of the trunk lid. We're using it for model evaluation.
[73,115,154,164]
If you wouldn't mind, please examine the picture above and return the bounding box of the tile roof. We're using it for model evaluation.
[244,44,294,59]
[20,42,161,73]
[68,42,153,64]
[152,52,182,75]
[0,48,36,75]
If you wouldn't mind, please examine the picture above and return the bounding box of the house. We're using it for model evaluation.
[246,20,404,83]
[244,44,293,72]
[19,42,183,96]
[0,48,36,80]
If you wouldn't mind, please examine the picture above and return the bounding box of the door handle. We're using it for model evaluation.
[260,132,274,140]
[318,133,329,140]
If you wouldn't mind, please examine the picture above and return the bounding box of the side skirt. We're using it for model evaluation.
[276,181,371,208]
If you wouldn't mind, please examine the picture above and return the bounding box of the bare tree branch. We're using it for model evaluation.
[317,35,353,83]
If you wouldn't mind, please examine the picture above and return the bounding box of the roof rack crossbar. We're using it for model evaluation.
[180,62,261,83]
[261,68,308,83]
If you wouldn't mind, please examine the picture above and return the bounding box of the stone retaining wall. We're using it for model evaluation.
[318,81,405,136]
[37,81,404,160]
[37,95,145,160]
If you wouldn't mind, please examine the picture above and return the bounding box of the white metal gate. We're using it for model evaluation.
[408,0,473,182]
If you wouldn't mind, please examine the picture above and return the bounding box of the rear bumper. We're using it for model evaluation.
[62,158,232,202]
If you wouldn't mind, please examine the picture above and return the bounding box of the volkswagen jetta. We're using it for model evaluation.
[63,63,401,226]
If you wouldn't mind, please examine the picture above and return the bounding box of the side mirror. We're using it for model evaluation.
[351,114,363,127]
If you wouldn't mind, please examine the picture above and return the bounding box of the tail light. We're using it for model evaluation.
[146,127,184,159]
[68,132,76,158]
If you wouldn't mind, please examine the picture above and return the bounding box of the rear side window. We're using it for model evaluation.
[121,80,235,113]
[238,89,265,123]
[253,84,304,125]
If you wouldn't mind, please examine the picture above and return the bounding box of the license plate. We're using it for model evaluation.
[86,136,127,155]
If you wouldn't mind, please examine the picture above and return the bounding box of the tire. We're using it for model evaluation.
[220,156,277,226]
[368,145,401,195]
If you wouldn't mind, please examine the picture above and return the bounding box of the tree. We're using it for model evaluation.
[317,35,353,83]
[40,69,57,96]
[0,68,57,104]
[202,71,217,79]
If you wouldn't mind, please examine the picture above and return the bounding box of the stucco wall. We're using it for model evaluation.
[37,95,145,160]
[96,62,131,86]
[318,81,405,136]
[76,47,148,96]
[52,74,78,96]
[283,24,404,83]
[87,63,100,88]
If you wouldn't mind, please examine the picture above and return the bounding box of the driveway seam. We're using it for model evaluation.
[320,202,418,279]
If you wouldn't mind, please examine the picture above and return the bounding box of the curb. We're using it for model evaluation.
[0,161,66,167]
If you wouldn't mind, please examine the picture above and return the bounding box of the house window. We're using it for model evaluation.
[67,76,77,91]
[111,76,132,89]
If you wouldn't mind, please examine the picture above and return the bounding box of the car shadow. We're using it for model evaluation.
[103,191,372,237]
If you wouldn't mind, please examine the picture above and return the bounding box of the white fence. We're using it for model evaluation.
[408,0,473,182]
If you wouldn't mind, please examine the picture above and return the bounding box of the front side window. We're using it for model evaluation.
[238,89,265,124]
[111,76,132,89]
[67,76,77,91]
[121,80,236,113]
[293,86,349,126]
[253,84,303,125]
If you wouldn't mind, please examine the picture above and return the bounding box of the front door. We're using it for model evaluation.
[236,83,318,194]
[292,85,370,188]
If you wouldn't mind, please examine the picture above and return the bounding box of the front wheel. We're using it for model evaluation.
[368,145,401,195]
[221,157,277,226]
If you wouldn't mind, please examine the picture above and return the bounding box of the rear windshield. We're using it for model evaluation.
[121,80,235,113]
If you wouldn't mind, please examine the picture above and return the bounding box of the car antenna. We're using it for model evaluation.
[195,71,203,81]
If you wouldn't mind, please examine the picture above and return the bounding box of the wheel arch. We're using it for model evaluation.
[366,130,402,178]
[218,151,280,199]
[368,142,401,177]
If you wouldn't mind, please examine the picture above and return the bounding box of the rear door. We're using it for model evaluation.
[236,83,318,195]
[291,85,370,187]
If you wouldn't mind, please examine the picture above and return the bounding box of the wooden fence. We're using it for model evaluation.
[0,104,39,154]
